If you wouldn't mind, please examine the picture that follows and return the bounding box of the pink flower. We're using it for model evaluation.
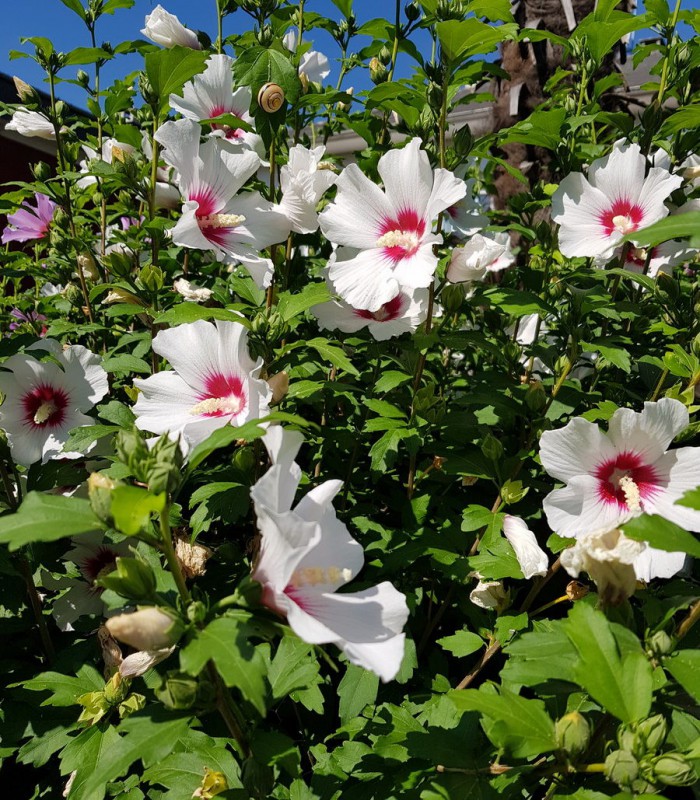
[133,319,271,453]
[539,398,700,581]
[251,427,409,681]
[551,142,683,259]
[2,193,56,244]
[319,138,466,311]
[0,340,108,466]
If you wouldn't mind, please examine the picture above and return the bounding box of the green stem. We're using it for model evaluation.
[216,0,224,54]
[649,367,669,401]
[18,555,55,663]
[655,0,683,108]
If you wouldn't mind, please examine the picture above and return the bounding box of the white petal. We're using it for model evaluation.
[539,417,617,483]
[502,515,549,578]
[607,398,688,464]
[328,247,400,312]
[633,546,685,582]
[643,447,700,532]
[543,475,630,537]
[377,139,434,221]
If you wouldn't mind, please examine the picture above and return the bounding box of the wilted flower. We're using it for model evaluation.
[540,398,698,580]
[2,193,56,244]
[447,232,515,284]
[0,339,108,466]
[141,4,201,49]
[560,527,644,605]
[279,145,337,234]
[502,515,549,579]
[155,118,290,287]
[552,142,682,259]
[106,606,184,651]
[133,319,271,452]
[173,278,212,303]
[319,137,466,311]
[251,427,409,682]
[469,575,510,612]
[5,108,55,140]
[76,138,136,190]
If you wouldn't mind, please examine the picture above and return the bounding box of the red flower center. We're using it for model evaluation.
[594,451,659,509]
[377,208,426,263]
[79,545,121,587]
[353,292,407,322]
[22,384,68,428]
[598,199,644,236]
[191,372,247,417]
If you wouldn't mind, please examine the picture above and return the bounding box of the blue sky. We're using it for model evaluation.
[0,0,697,109]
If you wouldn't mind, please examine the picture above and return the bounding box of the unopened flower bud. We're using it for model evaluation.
[555,712,591,759]
[633,715,668,757]
[13,75,39,103]
[88,471,122,527]
[77,252,99,281]
[103,671,129,704]
[106,607,184,652]
[377,44,392,66]
[156,670,215,711]
[76,69,90,87]
[524,380,547,412]
[605,750,639,788]
[648,752,697,786]
[256,24,274,46]
[139,263,164,293]
[64,283,83,307]
[481,432,503,462]
[31,161,52,181]
[104,252,134,279]
[102,288,145,306]
[97,556,158,602]
[453,124,473,157]
[369,57,388,84]
[267,371,289,405]
[147,433,184,495]
[405,1,420,21]
[646,629,673,658]
[427,81,442,109]
[440,283,465,313]
[500,478,528,505]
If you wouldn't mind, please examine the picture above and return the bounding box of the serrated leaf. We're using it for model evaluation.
[338,663,379,724]
[22,665,104,707]
[180,614,267,715]
[449,687,557,758]
[621,514,700,558]
[0,493,104,550]
[564,603,652,723]
[145,46,209,113]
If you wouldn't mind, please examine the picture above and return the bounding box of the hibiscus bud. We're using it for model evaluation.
[104,251,134,279]
[88,471,122,527]
[97,556,158,602]
[565,580,588,601]
[377,45,392,66]
[555,712,590,759]
[646,630,673,658]
[500,479,528,505]
[139,263,164,293]
[76,69,90,87]
[64,283,83,308]
[256,24,274,47]
[115,428,151,479]
[427,81,442,109]
[77,252,99,281]
[647,752,696,786]
[405,1,420,22]
[31,160,52,181]
[524,380,547,412]
[156,670,215,711]
[441,283,465,312]
[13,76,39,104]
[186,600,207,624]
[633,715,668,757]
[103,671,130,705]
[369,57,388,84]
[106,607,184,651]
[102,288,146,306]
[604,750,639,789]
[481,433,503,462]
[453,124,473,157]
[148,433,184,495]
[267,371,289,405]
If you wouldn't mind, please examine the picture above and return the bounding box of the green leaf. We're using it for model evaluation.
[282,337,360,377]
[233,45,301,106]
[22,665,104,707]
[268,635,323,701]
[185,418,267,472]
[110,486,166,537]
[449,687,557,758]
[277,283,332,323]
[621,514,700,558]
[564,603,652,723]
[337,663,379,725]
[145,46,209,114]
[502,620,578,685]
[63,46,112,65]
[436,19,516,62]
[622,212,700,248]
[153,304,249,327]
[180,613,267,715]
[466,0,514,22]
[102,353,152,374]
[58,0,86,19]
[485,288,553,316]
[501,108,567,151]
[0,493,103,551]
[18,724,76,768]
[661,105,700,135]
[330,0,352,16]
[72,711,193,800]
[437,630,484,658]
[665,650,700,702]
[581,340,631,373]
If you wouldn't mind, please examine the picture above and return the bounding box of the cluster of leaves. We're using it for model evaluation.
[0,0,699,799]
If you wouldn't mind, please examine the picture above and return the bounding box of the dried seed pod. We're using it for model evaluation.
[258,83,284,113]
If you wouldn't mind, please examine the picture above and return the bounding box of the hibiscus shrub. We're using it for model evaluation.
[1,1,700,798]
